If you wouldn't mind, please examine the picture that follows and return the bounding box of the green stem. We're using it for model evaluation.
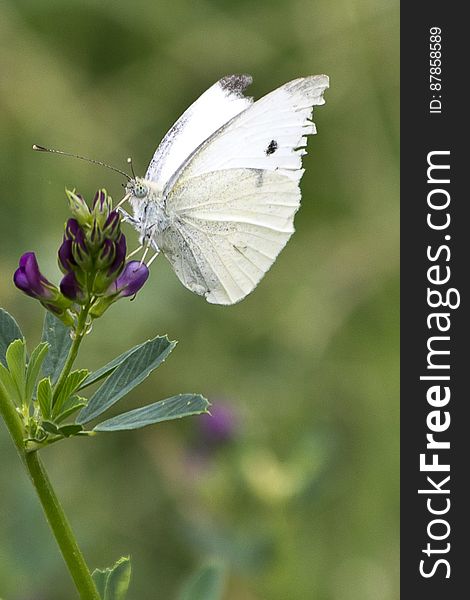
[0,381,25,457]
[25,451,101,599]
[0,308,101,599]
[53,306,89,403]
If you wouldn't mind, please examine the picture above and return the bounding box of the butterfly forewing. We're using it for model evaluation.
[163,75,329,194]
[145,75,253,190]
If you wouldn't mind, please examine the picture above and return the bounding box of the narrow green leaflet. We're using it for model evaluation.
[0,363,18,404]
[77,336,176,424]
[5,339,27,404]
[179,563,226,600]
[58,424,83,437]
[94,394,210,432]
[52,369,89,418]
[41,312,72,383]
[37,377,53,420]
[55,395,87,423]
[78,341,148,390]
[25,342,49,402]
[92,556,131,600]
[0,309,23,367]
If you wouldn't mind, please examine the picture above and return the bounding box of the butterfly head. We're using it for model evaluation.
[126,177,149,200]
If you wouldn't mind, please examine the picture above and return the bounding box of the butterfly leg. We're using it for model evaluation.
[126,245,144,260]
[140,244,152,266]
[117,207,138,226]
[116,193,130,209]
[146,250,160,268]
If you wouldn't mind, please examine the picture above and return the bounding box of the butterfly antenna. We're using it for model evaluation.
[127,157,136,179]
[32,144,132,181]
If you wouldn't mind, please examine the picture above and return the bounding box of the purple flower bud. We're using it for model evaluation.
[92,189,107,211]
[13,253,55,300]
[65,218,80,240]
[72,228,91,268]
[107,261,149,298]
[108,234,126,274]
[95,238,115,271]
[66,190,90,225]
[103,211,120,239]
[75,228,87,252]
[58,239,76,273]
[60,271,85,301]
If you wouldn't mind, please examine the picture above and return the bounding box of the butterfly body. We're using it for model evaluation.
[123,74,329,304]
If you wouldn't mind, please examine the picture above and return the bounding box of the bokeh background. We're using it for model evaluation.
[0,0,399,598]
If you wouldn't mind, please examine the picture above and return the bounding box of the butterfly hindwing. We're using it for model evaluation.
[159,168,300,304]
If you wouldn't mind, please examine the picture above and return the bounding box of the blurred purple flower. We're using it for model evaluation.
[199,403,238,445]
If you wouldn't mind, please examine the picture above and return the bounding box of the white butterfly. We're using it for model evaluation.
[120,74,329,305]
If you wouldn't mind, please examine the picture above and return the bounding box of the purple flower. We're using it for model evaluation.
[15,189,148,324]
[60,272,84,301]
[107,235,126,274]
[58,239,76,273]
[14,253,55,300]
[103,211,120,239]
[92,189,107,211]
[65,218,80,240]
[108,261,149,298]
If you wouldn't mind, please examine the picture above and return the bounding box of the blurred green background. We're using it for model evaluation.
[0,0,399,598]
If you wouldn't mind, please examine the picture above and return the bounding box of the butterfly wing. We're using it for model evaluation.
[145,75,253,189]
[163,75,329,194]
[159,169,300,304]
[157,75,329,304]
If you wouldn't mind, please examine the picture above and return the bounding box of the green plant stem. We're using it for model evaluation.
[0,308,101,600]
[25,451,101,599]
[0,382,25,456]
[53,306,89,403]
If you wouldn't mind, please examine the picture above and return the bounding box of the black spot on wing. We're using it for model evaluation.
[219,74,253,97]
[266,140,278,155]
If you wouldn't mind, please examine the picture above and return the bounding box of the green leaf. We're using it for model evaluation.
[179,563,226,600]
[41,312,72,383]
[52,369,89,418]
[92,568,108,598]
[6,339,27,403]
[77,336,176,425]
[78,342,147,390]
[0,362,18,404]
[55,395,87,423]
[104,556,132,600]
[0,308,23,367]
[42,420,59,435]
[37,377,53,420]
[25,342,49,402]
[94,394,210,432]
[92,556,131,600]
[58,424,83,437]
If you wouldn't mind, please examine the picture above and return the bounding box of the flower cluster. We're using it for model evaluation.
[14,189,149,326]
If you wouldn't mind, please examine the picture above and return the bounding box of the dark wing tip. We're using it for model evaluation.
[218,74,253,97]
